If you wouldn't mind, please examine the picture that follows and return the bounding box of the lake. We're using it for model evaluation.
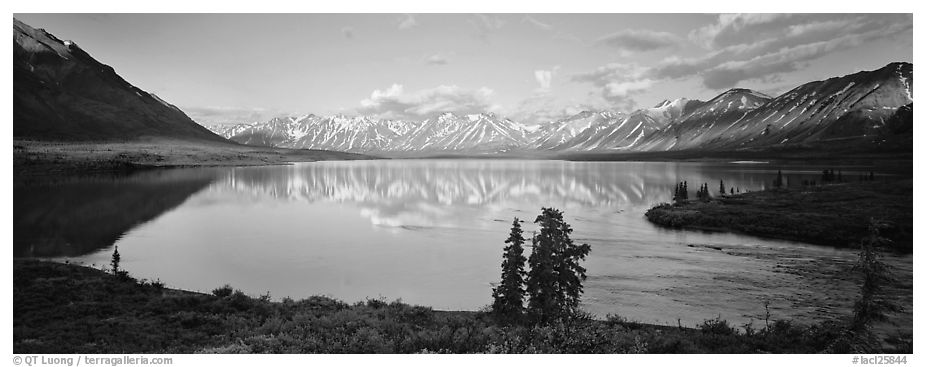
[14,159,909,328]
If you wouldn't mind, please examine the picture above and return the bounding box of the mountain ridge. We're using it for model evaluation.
[13,18,227,143]
[207,62,912,156]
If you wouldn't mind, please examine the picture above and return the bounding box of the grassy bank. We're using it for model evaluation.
[13,139,376,176]
[14,260,909,354]
[645,180,913,253]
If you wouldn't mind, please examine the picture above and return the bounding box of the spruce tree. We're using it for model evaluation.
[719,179,726,195]
[492,218,527,318]
[526,208,591,323]
[111,245,121,275]
[852,219,900,331]
[673,182,687,204]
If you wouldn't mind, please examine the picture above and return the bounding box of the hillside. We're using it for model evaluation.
[637,63,913,152]
[13,19,375,173]
[13,19,226,142]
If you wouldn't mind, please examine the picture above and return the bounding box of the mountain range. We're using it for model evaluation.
[12,18,912,157]
[208,62,912,156]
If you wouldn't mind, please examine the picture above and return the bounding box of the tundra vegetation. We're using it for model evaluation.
[646,175,912,253]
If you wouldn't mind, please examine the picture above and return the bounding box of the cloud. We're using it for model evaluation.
[596,29,682,53]
[470,14,505,41]
[639,14,913,90]
[571,63,651,111]
[702,20,911,89]
[183,106,274,125]
[508,93,599,125]
[357,84,496,120]
[572,63,648,84]
[522,15,553,31]
[398,14,417,30]
[689,13,800,49]
[701,14,910,89]
[604,79,654,99]
[535,70,553,90]
[342,27,354,39]
[534,66,560,91]
[425,54,449,65]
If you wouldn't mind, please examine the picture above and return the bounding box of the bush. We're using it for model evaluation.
[212,284,234,298]
[698,317,738,336]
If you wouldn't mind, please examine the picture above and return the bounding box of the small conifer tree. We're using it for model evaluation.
[111,245,121,275]
[719,179,726,195]
[852,219,901,331]
[492,218,528,318]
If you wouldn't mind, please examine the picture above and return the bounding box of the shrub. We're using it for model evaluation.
[212,284,234,298]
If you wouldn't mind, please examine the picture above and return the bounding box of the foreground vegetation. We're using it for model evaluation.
[645,179,912,253]
[13,258,909,354]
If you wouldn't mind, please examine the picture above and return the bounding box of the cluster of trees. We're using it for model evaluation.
[821,169,842,183]
[491,208,591,323]
[695,183,711,202]
[821,169,876,183]
[672,181,689,204]
[799,169,878,187]
[672,180,742,205]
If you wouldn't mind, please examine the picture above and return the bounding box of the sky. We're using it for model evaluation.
[14,13,913,126]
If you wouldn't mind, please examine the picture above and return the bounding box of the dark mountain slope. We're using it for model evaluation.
[13,19,226,142]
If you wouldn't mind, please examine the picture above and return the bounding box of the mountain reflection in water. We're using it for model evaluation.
[216,160,777,230]
[15,160,885,329]
[14,168,219,257]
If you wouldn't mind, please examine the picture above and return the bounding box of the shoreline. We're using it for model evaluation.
[13,139,379,177]
[13,259,911,354]
[644,180,913,253]
[15,139,913,176]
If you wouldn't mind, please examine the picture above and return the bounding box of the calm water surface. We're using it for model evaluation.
[15,160,908,327]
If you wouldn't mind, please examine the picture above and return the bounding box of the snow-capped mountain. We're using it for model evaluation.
[208,122,255,140]
[635,88,772,151]
[636,62,913,151]
[209,112,530,154]
[552,112,661,151]
[205,62,912,155]
[391,112,530,153]
[212,114,418,152]
[531,111,616,150]
[635,98,691,126]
